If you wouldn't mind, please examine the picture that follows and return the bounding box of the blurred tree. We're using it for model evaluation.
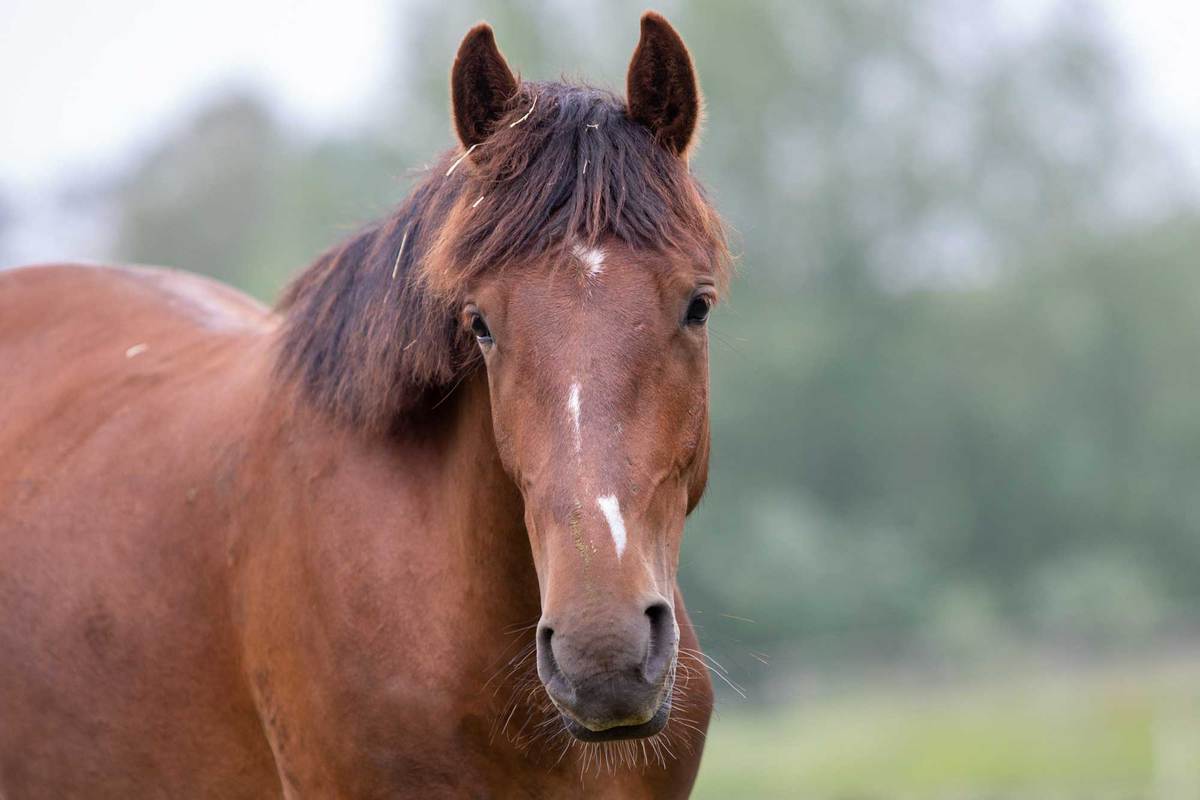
[111,94,403,297]
[113,95,283,293]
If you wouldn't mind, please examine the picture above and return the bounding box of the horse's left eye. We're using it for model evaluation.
[685,295,712,326]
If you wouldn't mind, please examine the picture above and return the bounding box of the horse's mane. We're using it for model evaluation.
[274,81,729,433]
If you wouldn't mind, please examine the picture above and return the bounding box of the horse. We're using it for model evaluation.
[0,12,729,798]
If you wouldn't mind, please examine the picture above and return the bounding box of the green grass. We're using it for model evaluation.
[692,655,1200,799]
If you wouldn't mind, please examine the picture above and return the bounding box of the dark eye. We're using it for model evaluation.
[470,313,493,345]
[685,294,712,326]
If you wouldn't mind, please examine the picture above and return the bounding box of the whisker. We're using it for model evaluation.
[680,647,747,698]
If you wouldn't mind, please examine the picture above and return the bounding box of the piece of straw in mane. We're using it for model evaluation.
[274,82,729,434]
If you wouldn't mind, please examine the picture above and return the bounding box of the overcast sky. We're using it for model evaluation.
[0,0,392,194]
[1,0,1197,197]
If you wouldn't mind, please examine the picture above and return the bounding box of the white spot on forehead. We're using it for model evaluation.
[571,243,605,276]
[567,381,582,454]
[597,494,627,558]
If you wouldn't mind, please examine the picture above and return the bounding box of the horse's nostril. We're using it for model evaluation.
[535,622,569,697]
[644,601,670,624]
[643,600,675,684]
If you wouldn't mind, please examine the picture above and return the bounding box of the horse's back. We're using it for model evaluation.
[1,261,267,396]
[0,261,272,465]
[0,260,269,351]
[0,263,280,797]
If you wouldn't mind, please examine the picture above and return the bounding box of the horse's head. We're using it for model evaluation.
[445,15,723,741]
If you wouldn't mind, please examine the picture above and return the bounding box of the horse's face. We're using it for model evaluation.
[464,240,714,740]
[450,11,713,743]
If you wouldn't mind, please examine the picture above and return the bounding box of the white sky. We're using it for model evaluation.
[0,0,1197,196]
[0,0,392,193]
[1102,1,1200,181]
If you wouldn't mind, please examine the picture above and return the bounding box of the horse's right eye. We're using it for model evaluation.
[470,313,493,345]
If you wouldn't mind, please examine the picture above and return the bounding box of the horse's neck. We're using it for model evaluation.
[240,363,539,642]
[429,372,532,577]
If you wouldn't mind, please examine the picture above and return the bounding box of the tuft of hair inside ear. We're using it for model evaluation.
[626,12,701,156]
[451,24,519,149]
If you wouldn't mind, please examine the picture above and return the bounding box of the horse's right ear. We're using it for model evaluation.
[450,24,518,150]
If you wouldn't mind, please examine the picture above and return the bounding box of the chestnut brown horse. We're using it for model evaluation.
[0,13,728,798]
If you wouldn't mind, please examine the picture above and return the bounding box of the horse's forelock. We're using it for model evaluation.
[274,81,729,434]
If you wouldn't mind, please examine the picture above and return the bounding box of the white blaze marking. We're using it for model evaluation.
[568,381,582,453]
[571,243,605,276]
[597,494,627,558]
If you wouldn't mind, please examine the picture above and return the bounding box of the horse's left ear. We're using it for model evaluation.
[626,12,701,157]
[451,23,519,149]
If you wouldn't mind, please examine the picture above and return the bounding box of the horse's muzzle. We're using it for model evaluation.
[535,598,677,741]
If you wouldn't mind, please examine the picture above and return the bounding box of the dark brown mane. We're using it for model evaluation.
[274,81,729,433]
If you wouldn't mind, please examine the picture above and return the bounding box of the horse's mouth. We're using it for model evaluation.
[560,696,671,742]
